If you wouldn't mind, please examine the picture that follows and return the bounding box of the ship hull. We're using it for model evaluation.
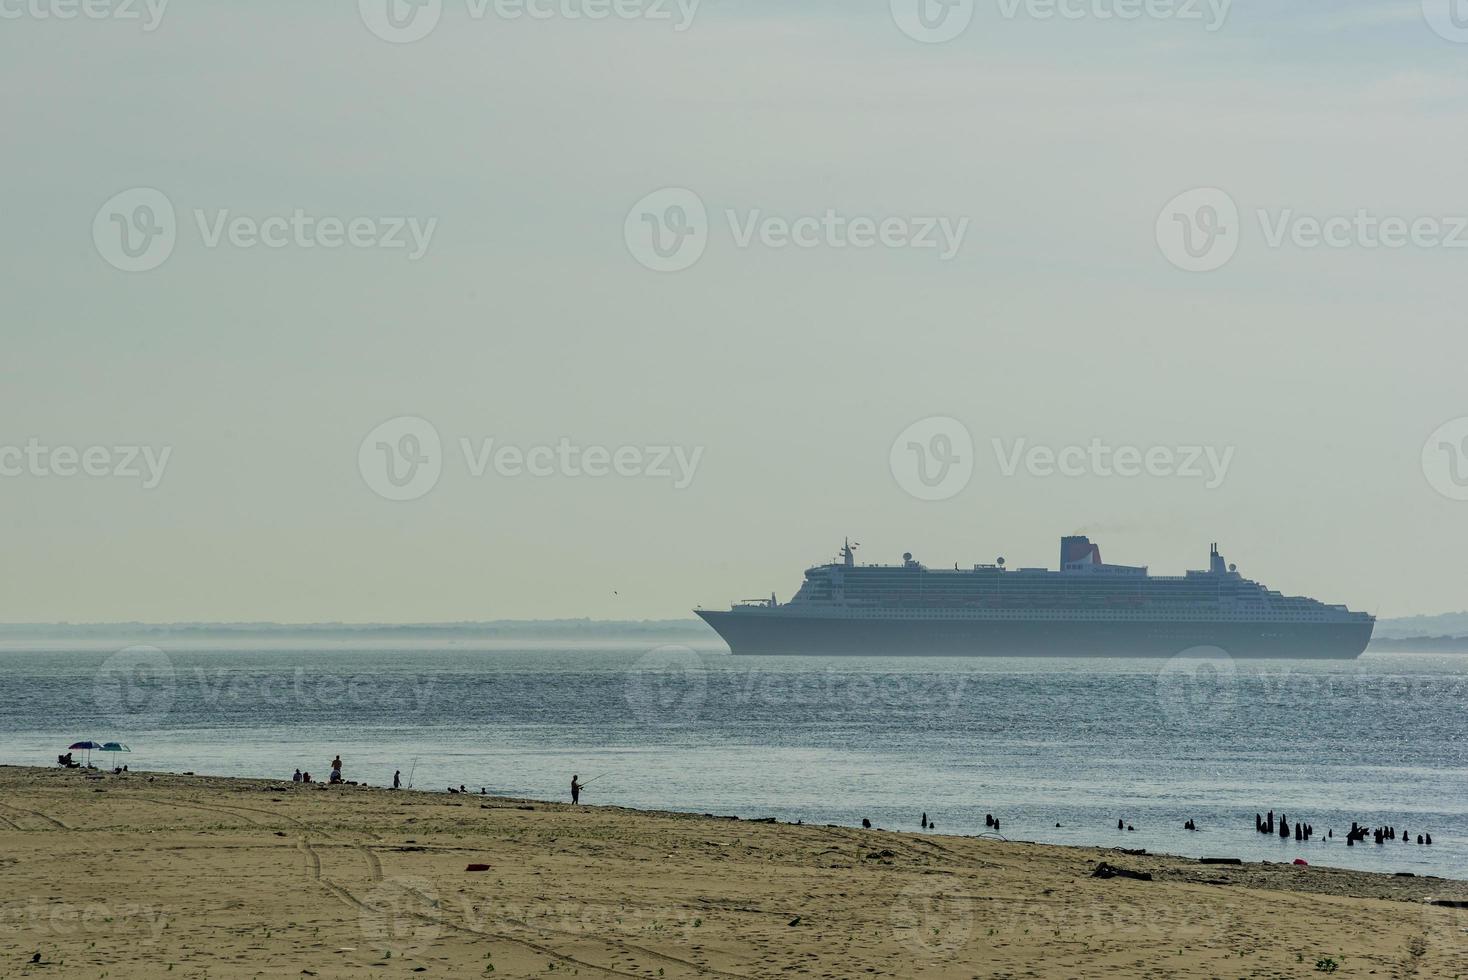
[695,610,1373,659]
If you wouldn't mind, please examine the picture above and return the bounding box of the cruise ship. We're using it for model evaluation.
[696,536,1374,658]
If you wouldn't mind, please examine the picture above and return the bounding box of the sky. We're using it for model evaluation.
[2,0,1467,622]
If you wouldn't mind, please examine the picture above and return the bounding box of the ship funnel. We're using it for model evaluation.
[1060,535,1102,570]
[1209,543,1228,574]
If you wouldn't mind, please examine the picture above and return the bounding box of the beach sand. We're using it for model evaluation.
[2,766,1467,978]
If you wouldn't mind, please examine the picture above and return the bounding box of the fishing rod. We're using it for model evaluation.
[407,757,419,790]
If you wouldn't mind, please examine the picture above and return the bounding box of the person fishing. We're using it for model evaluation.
[571,772,609,804]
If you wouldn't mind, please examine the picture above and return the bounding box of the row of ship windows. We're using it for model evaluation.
[777,608,1353,621]
[808,589,1282,602]
[801,595,1313,609]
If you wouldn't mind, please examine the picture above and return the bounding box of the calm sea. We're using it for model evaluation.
[3,645,1466,878]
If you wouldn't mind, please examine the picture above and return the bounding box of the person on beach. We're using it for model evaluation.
[292,769,302,783]
[302,771,312,783]
[330,756,343,784]
[393,770,401,790]
[571,775,582,805]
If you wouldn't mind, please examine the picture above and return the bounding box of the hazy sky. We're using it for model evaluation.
[3,0,1466,622]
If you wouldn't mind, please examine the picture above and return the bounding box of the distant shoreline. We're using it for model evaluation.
[0,618,706,632]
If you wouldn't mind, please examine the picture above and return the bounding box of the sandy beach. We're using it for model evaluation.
[2,765,1467,978]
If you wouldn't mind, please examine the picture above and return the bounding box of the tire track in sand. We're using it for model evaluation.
[0,800,69,830]
[301,839,721,978]
[357,844,383,881]
[298,839,323,880]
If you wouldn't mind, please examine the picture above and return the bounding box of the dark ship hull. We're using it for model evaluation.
[696,609,1374,659]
